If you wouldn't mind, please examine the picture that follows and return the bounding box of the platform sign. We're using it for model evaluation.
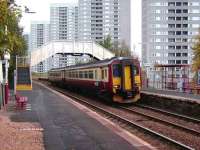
[198,69,200,85]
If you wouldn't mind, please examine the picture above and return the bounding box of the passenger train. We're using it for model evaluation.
[48,57,141,103]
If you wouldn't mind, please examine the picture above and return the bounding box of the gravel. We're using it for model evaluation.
[0,114,44,150]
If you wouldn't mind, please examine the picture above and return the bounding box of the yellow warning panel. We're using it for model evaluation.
[124,66,132,90]
[16,84,32,91]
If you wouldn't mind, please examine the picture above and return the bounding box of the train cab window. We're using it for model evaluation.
[133,66,139,75]
[113,64,121,77]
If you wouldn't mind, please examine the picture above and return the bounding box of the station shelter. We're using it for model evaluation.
[150,64,191,91]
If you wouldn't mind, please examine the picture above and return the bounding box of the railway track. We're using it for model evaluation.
[135,104,200,123]
[119,106,200,136]
[51,86,194,150]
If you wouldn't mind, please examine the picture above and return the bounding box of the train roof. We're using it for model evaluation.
[49,57,138,71]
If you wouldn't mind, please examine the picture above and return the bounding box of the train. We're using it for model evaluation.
[48,57,141,103]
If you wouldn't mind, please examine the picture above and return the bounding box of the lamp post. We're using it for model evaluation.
[3,51,10,105]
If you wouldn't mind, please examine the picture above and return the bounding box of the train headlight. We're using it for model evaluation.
[113,85,120,89]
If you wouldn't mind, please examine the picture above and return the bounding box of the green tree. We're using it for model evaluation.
[99,35,131,57]
[99,35,113,50]
[0,0,27,88]
[192,29,200,72]
[117,40,131,57]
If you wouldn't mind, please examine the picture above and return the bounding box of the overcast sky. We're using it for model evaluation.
[16,0,142,57]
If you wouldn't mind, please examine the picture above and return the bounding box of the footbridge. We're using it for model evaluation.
[30,41,114,68]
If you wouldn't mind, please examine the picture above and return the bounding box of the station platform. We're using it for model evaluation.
[142,88,200,104]
[10,82,153,150]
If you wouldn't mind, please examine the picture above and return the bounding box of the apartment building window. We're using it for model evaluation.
[168,60,175,64]
[176,60,181,64]
[155,17,161,21]
[182,60,188,64]
[176,31,181,35]
[176,46,181,49]
[176,24,181,28]
[183,17,188,20]
[176,53,181,57]
[168,17,175,20]
[176,17,181,20]
[168,2,175,6]
[182,53,188,57]
[168,31,175,35]
[183,9,188,13]
[169,45,175,50]
[168,24,175,28]
[168,9,175,13]
[182,31,188,35]
[176,2,181,6]
[176,9,182,13]
[182,46,188,49]
[183,24,188,28]
[168,53,175,57]
[168,38,175,42]
[155,10,161,14]
[176,38,181,42]
[182,38,188,42]
[183,2,188,6]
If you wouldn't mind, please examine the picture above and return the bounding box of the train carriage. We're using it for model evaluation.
[48,57,141,103]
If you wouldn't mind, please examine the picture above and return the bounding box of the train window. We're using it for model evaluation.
[69,72,71,78]
[105,69,107,79]
[113,64,121,77]
[79,71,83,78]
[89,71,93,79]
[95,70,97,79]
[75,71,78,78]
[84,71,88,78]
[102,70,104,79]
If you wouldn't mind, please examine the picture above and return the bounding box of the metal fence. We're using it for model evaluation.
[142,65,200,95]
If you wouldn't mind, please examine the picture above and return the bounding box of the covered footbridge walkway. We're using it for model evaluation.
[30,41,115,68]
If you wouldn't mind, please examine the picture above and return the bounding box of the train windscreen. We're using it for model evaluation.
[113,64,122,77]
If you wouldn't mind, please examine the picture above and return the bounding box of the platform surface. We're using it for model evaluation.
[10,82,149,150]
[142,88,200,103]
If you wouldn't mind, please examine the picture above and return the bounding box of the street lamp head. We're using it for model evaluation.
[4,51,10,61]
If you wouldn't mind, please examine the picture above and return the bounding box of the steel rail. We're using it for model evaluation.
[53,87,194,150]
[136,104,200,123]
[119,106,200,136]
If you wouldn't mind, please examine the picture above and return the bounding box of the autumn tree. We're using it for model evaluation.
[192,29,200,73]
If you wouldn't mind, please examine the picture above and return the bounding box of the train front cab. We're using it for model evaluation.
[112,60,140,103]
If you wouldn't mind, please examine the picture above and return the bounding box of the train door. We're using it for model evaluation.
[124,65,132,91]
